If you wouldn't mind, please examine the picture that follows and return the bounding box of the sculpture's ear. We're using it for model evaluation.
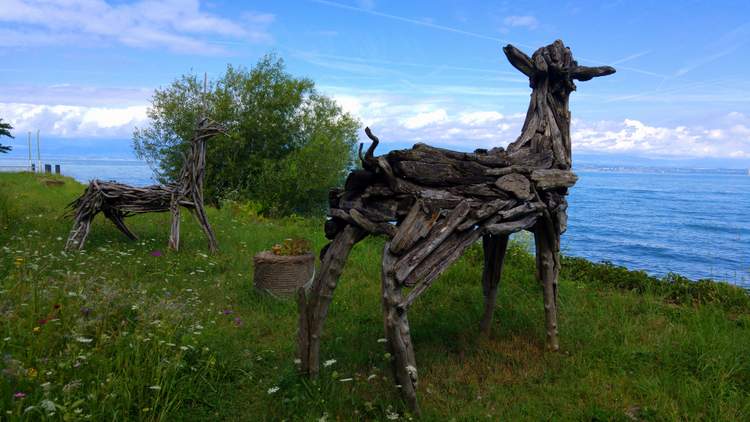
[503,44,534,77]
[570,65,616,81]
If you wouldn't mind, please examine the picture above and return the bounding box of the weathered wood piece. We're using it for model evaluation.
[480,234,509,335]
[485,213,540,235]
[534,215,561,350]
[495,173,533,200]
[394,200,471,284]
[382,244,420,414]
[296,39,614,414]
[530,169,578,190]
[297,225,366,375]
[389,200,435,255]
[65,118,224,253]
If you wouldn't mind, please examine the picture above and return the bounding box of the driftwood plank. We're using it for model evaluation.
[494,173,533,200]
[485,213,540,235]
[530,169,578,190]
[394,200,471,284]
[298,225,366,375]
[389,200,437,255]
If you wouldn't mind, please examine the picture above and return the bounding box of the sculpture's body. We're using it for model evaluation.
[297,40,614,414]
[65,118,223,253]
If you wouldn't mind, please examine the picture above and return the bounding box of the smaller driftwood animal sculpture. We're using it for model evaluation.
[297,40,615,414]
[65,118,224,252]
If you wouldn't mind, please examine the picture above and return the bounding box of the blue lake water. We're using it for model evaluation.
[2,157,748,286]
[566,169,750,286]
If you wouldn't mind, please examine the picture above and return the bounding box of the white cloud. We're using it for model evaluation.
[0,0,274,54]
[0,102,148,138]
[402,109,448,129]
[502,15,538,30]
[458,111,504,126]
[571,113,750,159]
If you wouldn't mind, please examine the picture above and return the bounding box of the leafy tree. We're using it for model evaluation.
[0,119,12,153]
[133,54,360,215]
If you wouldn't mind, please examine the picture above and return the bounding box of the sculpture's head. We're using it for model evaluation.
[196,117,227,141]
[503,40,615,98]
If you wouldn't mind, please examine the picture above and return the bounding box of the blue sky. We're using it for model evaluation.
[1,0,749,166]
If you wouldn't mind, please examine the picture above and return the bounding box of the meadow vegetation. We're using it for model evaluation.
[2,172,750,420]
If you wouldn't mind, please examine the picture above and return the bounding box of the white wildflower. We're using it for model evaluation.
[75,337,93,343]
[267,386,279,394]
[293,358,301,365]
[40,399,56,412]
[377,338,387,343]
[323,359,336,367]
[405,365,417,379]
[385,405,399,420]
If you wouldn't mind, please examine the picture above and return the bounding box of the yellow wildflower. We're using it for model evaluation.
[27,368,37,379]
[14,257,24,268]
[33,326,41,334]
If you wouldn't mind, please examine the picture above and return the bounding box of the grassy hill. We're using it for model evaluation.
[1,172,749,420]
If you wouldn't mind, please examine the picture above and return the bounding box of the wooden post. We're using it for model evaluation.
[36,130,41,172]
[27,132,32,170]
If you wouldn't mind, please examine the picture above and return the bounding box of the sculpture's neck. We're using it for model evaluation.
[506,78,573,170]
[179,139,206,193]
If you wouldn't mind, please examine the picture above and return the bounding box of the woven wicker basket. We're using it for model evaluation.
[253,251,314,297]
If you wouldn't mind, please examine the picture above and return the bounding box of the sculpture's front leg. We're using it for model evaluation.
[381,243,420,415]
[534,215,560,351]
[297,224,365,376]
[480,233,509,335]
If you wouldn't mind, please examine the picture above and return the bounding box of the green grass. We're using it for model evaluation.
[1,171,749,421]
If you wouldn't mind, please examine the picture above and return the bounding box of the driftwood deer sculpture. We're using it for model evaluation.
[297,40,615,413]
[65,118,224,253]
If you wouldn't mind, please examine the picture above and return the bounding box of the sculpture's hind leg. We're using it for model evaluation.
[103,209,138,241]
[480,233,509,335]
[382,244,419,415]
[297,225,365,376]
[534,215,560,351]
[191,200,218,253]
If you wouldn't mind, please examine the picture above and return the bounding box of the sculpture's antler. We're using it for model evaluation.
[570,65,616,81]
[503,44,534,77]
